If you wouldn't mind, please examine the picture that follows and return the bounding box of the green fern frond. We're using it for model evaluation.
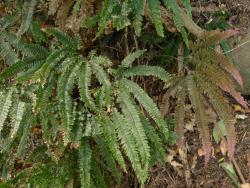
[147,0,164,37]
[57,59,79,145]
[0,37,18,65]
[181,0,192,18]
[121,79,169,139]
[0,58,44,82]
[3,32,48,58]
[96,0,116,37]
[46,28,78,49]
[79,139,92,188]
[112,2,131,31]
[10,101,26,138]
[140,116,165,163]
[91,158,109,188]
[30,21,47,43]
[97,116,126,171]
[112,111,147,185]
[163,0,189,47]
[17,104,32,159]
[119,88,150,171]
[121,49,146,68]
[123,65,171,81]
[79,61,97,111]
[0,14,17,30]
[0,89,13,133]
[130,0,145,35]
[89,52,113,67]
[38,48,66,82]
[90,62,111,87]
[95,136,121,183]
[17,0,38,36]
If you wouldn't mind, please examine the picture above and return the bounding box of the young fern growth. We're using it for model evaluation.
[0,28,171,187]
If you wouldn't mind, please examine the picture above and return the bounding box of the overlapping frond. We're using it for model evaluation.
[79,139,92,188]
[122,65,171,81]
[121,79,169,139]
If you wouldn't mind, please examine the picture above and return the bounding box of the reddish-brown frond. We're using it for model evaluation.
[196,74,236,159]
[174,86,186,148]
[197,61,248,108]
[187,76,212,165]
[216,53,243,87]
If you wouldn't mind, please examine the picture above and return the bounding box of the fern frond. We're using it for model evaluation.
[90,62,111,87]
[79,61,97,111]
[17,0,38,36]
[130,0,145,35]
[121,49,146,68]
[89,52,113,67]
[112,111,147,185]
[97,116,126,171]
[196,74,236,159]
[198,61,248,108]
[0,58,44,82]
[91,62,112,106]
[10,101,26,138]
[119,88,150,171]
[0,14,17,30]
[0,37,18,65]
[216,52,243,87]
[187,76,211,164]
[3,32,48,58]
[147,0,164,37]
[163,0,189,47]
[91,158,109,188]
[17,104,32,159]
[123,65,171,81]
[181,0,192,18]
[96,0,116,37]
[174,87,186,148]
[140,116,165,163]
[121,79,169,139]
[79,139,92,188]
[57,59,79,145]
[46,28,78,48]
[0,89,13,133]
[95,136,121,183]
[30,21,47,43]
[112,2,131,31]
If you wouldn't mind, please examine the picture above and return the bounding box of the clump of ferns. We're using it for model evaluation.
[161,30,248,164]
[0,28,172,187]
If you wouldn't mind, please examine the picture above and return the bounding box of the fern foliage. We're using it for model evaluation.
[162,32,247,164]
[0,24,171,187]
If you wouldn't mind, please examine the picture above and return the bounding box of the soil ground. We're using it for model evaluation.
[145,1,250,187]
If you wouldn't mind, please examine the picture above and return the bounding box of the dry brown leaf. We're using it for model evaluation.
[165,155,183,168]
[198,148,205,157]
[241,183,250,188]
[220,139,228,156]
[247,153,250,168]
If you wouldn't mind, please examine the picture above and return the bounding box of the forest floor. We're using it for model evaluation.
[145,1,250,187]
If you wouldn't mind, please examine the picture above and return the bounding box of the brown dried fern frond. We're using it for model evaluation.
[196,74,236,160]
[174,86,186,148]
[187,76,212,165]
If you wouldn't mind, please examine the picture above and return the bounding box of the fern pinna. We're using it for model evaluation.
[0,27,171,187]
[161,30,248,164]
